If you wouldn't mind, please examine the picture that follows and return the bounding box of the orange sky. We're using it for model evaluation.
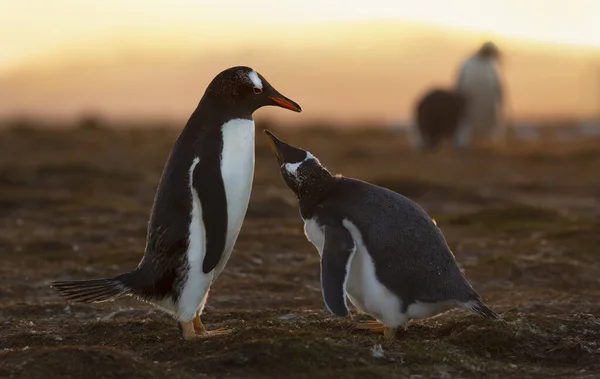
[2,0,600,71]
[1,1,599,125]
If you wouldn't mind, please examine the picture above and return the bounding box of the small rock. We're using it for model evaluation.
[102,311,120,320]
[371,344,385,358]
[251,257,263,265]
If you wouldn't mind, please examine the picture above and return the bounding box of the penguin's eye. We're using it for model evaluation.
[253,87,262,94]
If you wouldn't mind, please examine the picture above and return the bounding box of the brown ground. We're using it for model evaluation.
[0,124,599,379]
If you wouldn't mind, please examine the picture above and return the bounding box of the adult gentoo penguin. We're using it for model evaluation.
[454,41,505,147]
[263,130,499,340]
[51,67,301,340]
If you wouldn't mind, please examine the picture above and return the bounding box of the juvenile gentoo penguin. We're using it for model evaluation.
[51,67,301,340]
[263,130,499,340]
[454,41,505,148]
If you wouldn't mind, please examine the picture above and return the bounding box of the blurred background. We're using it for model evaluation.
[1,0,599,130]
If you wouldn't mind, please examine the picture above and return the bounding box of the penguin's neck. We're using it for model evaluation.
[296,169,335,219]
[193,96,254,123]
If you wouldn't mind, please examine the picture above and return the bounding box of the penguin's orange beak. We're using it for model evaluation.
[268,95,302,112]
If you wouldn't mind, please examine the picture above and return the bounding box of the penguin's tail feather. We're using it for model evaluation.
[51,275,132,303]
[461,299,501,319]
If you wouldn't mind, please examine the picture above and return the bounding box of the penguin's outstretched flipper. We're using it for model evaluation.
[320,223,356,318]
[51,275,132,303]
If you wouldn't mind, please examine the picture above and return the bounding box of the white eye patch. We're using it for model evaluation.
[284,161,302,176]
[248,70,263,90]
[283,152,316,177]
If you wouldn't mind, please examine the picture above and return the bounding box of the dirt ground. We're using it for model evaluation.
[0,124,599,379]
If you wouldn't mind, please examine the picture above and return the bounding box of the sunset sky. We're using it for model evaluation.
[1,0,599,124]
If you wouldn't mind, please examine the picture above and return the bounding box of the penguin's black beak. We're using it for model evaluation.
[264,130,285,163]
[268,90,302,113]
[263,130,307,165]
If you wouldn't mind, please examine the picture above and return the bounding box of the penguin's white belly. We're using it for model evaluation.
[343,220,457,323]
[460,58,500,101]
[341,220,408,328]
[214,118,255,278]
[303,218,405,328]
[459,58,502,133]
[174,119,255,321]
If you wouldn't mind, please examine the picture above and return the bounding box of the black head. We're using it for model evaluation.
[264,130,334,205]
[476,42,500,60]
[200,66,301,117]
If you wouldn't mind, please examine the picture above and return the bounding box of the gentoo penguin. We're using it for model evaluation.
[51,67,301,340]
[454,41,505,148]
[412,88,467,150]
[263,130,499,340]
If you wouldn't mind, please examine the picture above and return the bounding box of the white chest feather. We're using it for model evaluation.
[215,118,255,275]
[173,119,255,321]
[460,58,500,98]
[303,218,403,327]
[174,157,210,321]
[341,220,406,327]
[303,218,325,256]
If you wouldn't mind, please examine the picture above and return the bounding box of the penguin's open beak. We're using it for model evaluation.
[264,130,285,163]
[268,93,302,113]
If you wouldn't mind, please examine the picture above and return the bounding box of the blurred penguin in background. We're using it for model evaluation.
[454,41,505,148]
[412,88,467,150]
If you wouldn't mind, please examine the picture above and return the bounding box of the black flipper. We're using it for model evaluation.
[320,224,356,317]
[191,157,228,274]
